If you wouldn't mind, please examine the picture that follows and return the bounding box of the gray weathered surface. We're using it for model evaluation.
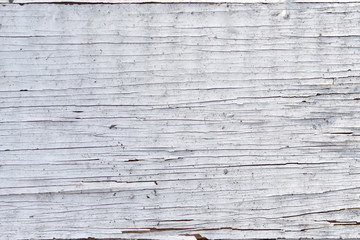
[2,0,360,3]
[1,2,360,239]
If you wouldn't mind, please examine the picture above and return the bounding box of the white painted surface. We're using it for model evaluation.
[1,2,360,240]
[3,0,360,4]
[0,0,285,3]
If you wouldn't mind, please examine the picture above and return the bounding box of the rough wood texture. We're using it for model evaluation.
[3,0,360,4]
[1,2,360,240]
[0,0,284,3]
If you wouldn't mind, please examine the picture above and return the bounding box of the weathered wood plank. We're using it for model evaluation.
[0,0,282,3]
[1,2,360,240]
[3,0,360,4]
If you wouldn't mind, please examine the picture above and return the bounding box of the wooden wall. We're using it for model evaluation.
[1,1,360,239]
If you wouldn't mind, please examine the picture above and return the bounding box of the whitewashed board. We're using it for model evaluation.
[1,2,360,240]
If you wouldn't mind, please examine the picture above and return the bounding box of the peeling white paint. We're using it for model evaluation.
[1,2,360,240]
